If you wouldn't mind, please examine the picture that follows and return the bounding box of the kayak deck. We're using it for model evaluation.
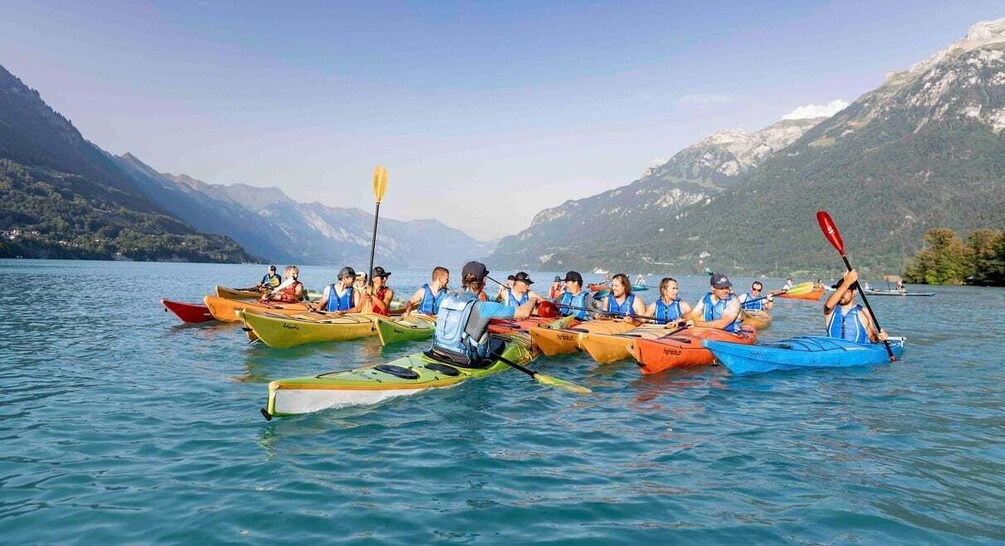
[705,335,906,375]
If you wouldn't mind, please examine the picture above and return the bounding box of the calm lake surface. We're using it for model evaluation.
[2,259,1003,544]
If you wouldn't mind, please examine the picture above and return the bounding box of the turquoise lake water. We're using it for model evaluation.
[2,259,1003,544]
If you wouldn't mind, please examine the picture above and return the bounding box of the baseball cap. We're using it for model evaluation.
[372,266,391,278]
[553,275,562,282]
[513,272,534,285]
[506,274,516,281]
[710,272,732,289]
[338,266,357,280]
[462,261,489,281]
[562,271,584,284]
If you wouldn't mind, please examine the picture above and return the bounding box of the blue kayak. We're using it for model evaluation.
[704,336,906,375]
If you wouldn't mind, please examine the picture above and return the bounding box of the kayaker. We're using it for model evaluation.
[263,266,304,303]
[557,271,594,320]
[499,272,545,310]
[403,266,450,316]
[635,274,646,286]
[689,272,744,333]
[824,269,889,343]
[354,273,368,291]
[315,266,361,313]
[738,281,775,311]
[494,274,517,302]
[896,280,906,294]
[360,266,394,316]
[783,278,794,290]
[256,265,282,291]
[605,273,646,319]
[430,261,536,365]
[547,276,564,299]
[645,277,692,324]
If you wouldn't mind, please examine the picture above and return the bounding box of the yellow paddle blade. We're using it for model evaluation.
[372,165,388,203]
[783,281,816,296]
[534,373,592,394]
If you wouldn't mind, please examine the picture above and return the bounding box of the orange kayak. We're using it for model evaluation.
[530,319,638,356]
[776,286,825,301]
[203,295,310,323]
[580,324,683,364]
[631,327,757,375]
[741,309,773,330]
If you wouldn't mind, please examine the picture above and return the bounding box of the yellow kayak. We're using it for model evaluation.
[580,323,682,364]
[239,309,378,349]
[529,319,638,356]
[741,309,773,330]
[203,295,310,323]
[373,314,436,346]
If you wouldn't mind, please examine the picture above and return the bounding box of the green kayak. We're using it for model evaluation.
[374,314,436,346]
[263,332,535,418]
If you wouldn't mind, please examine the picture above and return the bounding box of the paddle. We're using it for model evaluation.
[742,281,815,305]
[816,210,896,361]
[491,349,591,394]
[366,166,388,289]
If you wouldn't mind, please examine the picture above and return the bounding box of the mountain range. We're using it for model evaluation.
[489,18,1005,276]
[0,63,488,265]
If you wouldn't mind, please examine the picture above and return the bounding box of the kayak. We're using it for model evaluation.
[263,331,537,418]
[530,319,638,356]
[487,315,576,335]
[631,285,649,292]
[864,289,935,297]
[631,327,757,375]
[705,335,906,375]
[776,286,825,301]
[579,323,684,364]
[741,309,772,330]
[215,285,262,299]
[239,309,377,349]
[374,314,436,346]
[203,295,310,323]
[162,299,215,323]
[587,283,610,292]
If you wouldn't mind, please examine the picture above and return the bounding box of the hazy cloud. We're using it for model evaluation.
[677,93,737,105]
[783,99,849,120]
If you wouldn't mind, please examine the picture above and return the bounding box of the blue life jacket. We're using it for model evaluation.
[419,283,446,314]
[654,298,683,325]
[432,292,494,363]
[560,291,590,320]
[261,274,281,288]
[325,284,355,312]
[701,293,743,333]
[505,288,528,309]
[827,304,869,343]
[606,293,636,317]
[742,292,763,311]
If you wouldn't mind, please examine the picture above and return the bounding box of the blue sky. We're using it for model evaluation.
[1,1,1003,239]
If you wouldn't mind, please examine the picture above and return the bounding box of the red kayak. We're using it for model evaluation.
[631,327,756,375]
[162,299,216,323]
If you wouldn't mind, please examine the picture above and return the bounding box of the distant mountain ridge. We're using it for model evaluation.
[114,153,494,267]
[489,18,1005,275]
[0,64,254,262]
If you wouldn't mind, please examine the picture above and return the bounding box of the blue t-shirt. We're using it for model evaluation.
[476,300,515,320]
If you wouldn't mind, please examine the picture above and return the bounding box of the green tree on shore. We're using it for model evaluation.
[904,228,1005,286]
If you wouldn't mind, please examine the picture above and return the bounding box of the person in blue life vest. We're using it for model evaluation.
[689,272,744,333]
[314,266,362,314]
[262,265,304,303]
[738,281,775,311]
[556,271,595,320]
[605,273,647,320]
[645,277,692,324]
[256,265,282,290]
[498,272,545,310]
[430,261,536,365]
[823,269,889,343]
[403,266,450,316]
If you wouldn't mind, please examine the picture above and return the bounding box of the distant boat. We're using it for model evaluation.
[592,268,609,274]
[865,274,935,296]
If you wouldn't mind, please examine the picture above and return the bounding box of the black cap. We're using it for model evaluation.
[710,272,731,289]
[506,274,516,281]
[553,275,562,282]
[268,265,276,271]
[513,271,534,285]
[562,271,583,284]
[372,266,391,278]
[338,266,356,280]
[462,261,489,281]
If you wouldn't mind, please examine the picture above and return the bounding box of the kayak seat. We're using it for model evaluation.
[425,337,504,370]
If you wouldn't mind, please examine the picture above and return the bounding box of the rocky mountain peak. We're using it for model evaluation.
[887,17,1005,85]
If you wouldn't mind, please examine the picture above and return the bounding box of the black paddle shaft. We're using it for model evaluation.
[841,255,896,361]
[366,202,380,287]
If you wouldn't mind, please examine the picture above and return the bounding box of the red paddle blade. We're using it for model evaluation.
[536,300,559,318]
[816,210,845,255]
